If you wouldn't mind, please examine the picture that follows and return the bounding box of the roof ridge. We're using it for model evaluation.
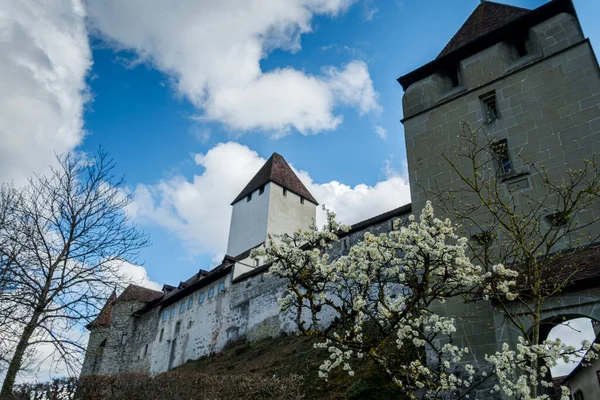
[231,153,318,205]
[438,1,530,58]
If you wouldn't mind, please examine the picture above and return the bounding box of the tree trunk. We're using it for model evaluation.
[0,312,40,396]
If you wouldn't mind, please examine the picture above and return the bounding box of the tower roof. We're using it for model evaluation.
[438,1,530,58]
[86,291,117,329]
[231,153,318,205]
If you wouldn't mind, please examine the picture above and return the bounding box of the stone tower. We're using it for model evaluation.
[398,0,600,361]
[400,0,599,217]
[226,153,318,257]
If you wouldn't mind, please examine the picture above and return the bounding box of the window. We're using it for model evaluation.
[188,320,193,330]
[179,302,185,313]
[143,344,148,356]
[300,197,304,204]
[282,188,287,196]
[218,281,225,293]
[246,193,252,202]
[573,389,584,400]
[199,291,205,304]
[259,185,265,195]
[188,297,194,309]
[254,258,259,267]
[159,328,164,342]
[442,65,460,88]
[471,232,494,246]
[545,211,569,227]
[481,91,499,122]
[174,322,181,335]
[208,286,215,299]
[509,35,528,58]
[121,333,127,345]
[163,310,168,322]
[170,307,175,319]
[490,139,512,175]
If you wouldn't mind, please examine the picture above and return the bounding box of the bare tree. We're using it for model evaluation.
[430,122,600,396]
[0,150,149,396]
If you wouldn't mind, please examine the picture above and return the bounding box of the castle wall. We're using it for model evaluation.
[402,12,600,360]
[83,207,408,376]
[267,182,317,241]
[226,182,271,257]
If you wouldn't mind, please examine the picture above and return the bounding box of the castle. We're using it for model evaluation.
[82,0,600,388]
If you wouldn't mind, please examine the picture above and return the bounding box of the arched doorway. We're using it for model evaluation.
[542,315,600,398]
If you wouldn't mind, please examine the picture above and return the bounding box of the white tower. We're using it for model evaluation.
[226,153,318,258]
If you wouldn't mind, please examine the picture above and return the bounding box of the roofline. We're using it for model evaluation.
[340,203,411,238]
[232,203,413,283]
[230,180,319,206]
[397,0,577,91]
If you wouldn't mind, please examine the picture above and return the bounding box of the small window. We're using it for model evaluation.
[545,211,569,227]
[573,389,584,400]
[174,322,181,335]
[188,297,194,309]
[163,310,168,322]
[282,188,287,196]
[300,197,304,204]
[442,65,460,88]
[199,291,205,304]
[170,307,175,318]
[490,139,512,175]
[218,281,225,293]
[208,286,215,299]
[471,232,494,246]
[254,258,259,267]
[481,91,499,122]
[246,193,252,202]
[179,302,185,314]
[121,333,127,345]
[143,344,148,356]
[159,328,164,342]
[259,185,265,195]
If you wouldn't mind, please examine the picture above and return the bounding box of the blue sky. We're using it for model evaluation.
[82,0,600,287]
[3,0,600,381]
[3,0,599,289]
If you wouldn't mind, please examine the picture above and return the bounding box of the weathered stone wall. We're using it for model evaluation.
[402,12,600,360]
[81,326,109,376]
[83,206,410,377]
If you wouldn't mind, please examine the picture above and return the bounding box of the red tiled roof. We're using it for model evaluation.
[117,284,163,303]
[231,153,318,205]
[87,291,117,329]
[438,1,530,58]
[548,245,600,283]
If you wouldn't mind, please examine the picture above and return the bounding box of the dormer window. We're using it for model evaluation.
[259,185,265,195]
[246,194,252,202]
[442,65,460,88]
[481,91,499,122]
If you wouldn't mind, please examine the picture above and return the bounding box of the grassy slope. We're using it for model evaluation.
[174,334,405,400]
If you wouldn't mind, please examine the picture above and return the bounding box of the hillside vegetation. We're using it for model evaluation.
[11,334,406,399]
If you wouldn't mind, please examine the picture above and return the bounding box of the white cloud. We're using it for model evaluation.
[130,142,410,257]
[86,0,380,136]
[375,125,387,139]
[114,260,162,292]
[548,317,596,377]
[0,0,91,183]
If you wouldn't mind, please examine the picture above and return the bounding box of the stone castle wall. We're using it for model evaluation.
[83,208,410,376]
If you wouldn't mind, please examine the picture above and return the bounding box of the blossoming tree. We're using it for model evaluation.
[254,202,598,399]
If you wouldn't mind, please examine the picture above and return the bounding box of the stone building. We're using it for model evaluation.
[81,153,410,376]
[83,0,600,392]
[399,0,600,364]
